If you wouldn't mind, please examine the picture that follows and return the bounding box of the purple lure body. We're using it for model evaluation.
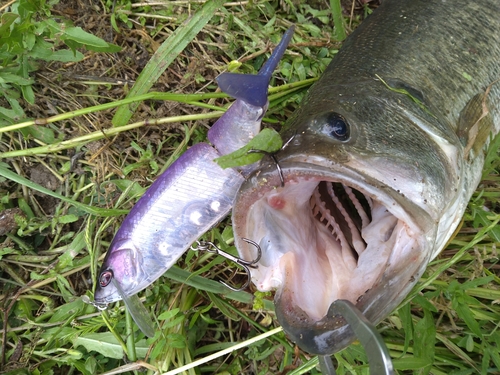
[94,143,243,303]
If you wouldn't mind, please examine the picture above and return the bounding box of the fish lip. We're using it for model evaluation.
[233,158,434,354]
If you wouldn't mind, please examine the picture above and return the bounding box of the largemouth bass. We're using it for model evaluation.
[232,0,500,354]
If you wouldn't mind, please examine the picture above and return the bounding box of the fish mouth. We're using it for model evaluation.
[233,160,433,354]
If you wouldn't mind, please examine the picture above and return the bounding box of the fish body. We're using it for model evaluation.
[93,28,295,307]
[232,0,500,354]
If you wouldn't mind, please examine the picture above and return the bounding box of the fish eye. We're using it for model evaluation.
[99,270,114,287]
[318,112,350,142]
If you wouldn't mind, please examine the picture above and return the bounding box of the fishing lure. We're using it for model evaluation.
[91,26,296,336]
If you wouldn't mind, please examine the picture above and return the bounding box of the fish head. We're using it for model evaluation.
[233,83,464,354]
[94,237,144,304]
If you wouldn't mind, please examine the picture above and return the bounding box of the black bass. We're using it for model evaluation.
[232,0,500,354]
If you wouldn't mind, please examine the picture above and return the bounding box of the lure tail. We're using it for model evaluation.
[209,26,295,157]
[215,26,295,107]
[215,74,270,107]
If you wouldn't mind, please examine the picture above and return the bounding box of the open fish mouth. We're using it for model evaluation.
[233,161,433,354]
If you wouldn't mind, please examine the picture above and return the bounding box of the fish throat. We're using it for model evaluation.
[311,181,374,263]
[244,176,410,324]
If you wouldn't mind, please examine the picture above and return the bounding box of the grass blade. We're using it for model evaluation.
[112,0,226,126]
[0,165,127,217]
[330,0,346,41]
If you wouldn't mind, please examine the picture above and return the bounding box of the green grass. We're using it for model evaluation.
[1,1,499,374]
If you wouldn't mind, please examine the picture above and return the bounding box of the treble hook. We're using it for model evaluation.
[247,132,296,188]
[190,238,262,291]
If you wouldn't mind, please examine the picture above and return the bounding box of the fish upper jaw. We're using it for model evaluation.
[232,160,434,354]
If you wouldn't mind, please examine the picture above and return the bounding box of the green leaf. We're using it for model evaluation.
[48,49,84,62]
[482,131,500,178]
[392,357,433,371]
[30,271,48,280]
[472,208,500,241]
[461,275,494,290]
[215,128,283,169]
[17,197,35,219]
[413,308,436,375]
[84,357,97,375]
[73,332,149,359]
[25,32,36,50]
[0,89,26,122]
[21,84,35,104]
[451,291,483,338]
[122,161,148,176]
[28,38,54,60]
[413,294,438,312]
[252,290,272,311]
[162,314,185,329]
[166,333,187,349]
[15,298,36,320]
[44,20,120,53]
[56,274,74,297]
[157,308,180,321]
[465,335,474,352]
[82,42,121,53]
[48,297,86,323]
[0,248,18,260]
[0,13,19,38]
[397,302,413,355]
[149,338,167,360]
[486,344,500,372]
[21,124,56,143]
[165,266,275,311]
[106,179,146,199]
[56,24,108,48]
[208,292,240,321]
[0,106,22,123]
[29,38,84,62]
[57,214,79,224]
[0,72,33,85]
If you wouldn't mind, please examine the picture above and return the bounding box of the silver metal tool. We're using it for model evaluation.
[322,299,395,374]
